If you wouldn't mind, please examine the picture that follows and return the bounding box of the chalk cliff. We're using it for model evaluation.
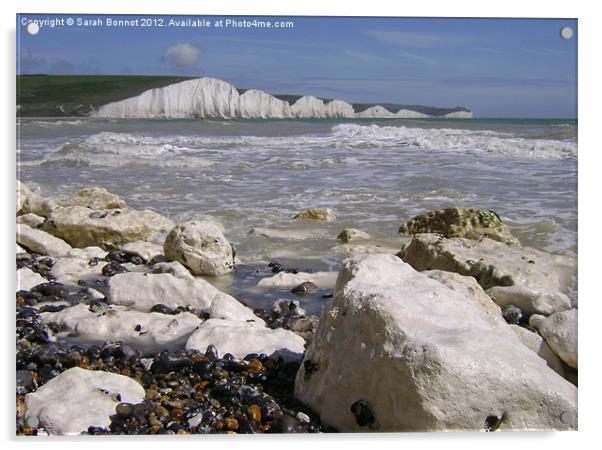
[93,77,472,119]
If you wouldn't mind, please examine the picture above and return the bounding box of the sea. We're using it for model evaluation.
[16,117,578,312]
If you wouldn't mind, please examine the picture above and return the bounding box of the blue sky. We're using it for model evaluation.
[17,14,577,117]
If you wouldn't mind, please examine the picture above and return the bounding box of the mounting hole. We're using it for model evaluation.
[560,26,573,40]
[26,22,40,35]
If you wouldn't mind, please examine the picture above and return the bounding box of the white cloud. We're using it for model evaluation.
[161,43,202,69]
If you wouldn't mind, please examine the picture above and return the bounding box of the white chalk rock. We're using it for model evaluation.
[66,246,107,260]
[43,206,173,249]
[186,318,305,361]
[539,309,578,369]
[486,285,572,318]
[529,314,547,330]
[150,261,194,280]
[401,234,574,316]
[17,181,56,217]
[444,111,474,118]
[17,267,47,292]
[24,367,145,435]
[325,100,355,118]
[40,303,202,352]
[122,241,164,262]
[291,96,328,118]
[209,295,265,324]
[94,77,241,119]
[295,254,577,432]
[238,89,291,118]
[164,220,234,276]
[257,271,338,289]
[51,256,104,287]
[59,186,126,210]
[422,270,505,330]
[394,109,430,118]
[355,105,395,118]
[509,325,567,378]
[17,213,45,228]
[107,272,235,312]
[16,243,26,254]
[17,223,72,257]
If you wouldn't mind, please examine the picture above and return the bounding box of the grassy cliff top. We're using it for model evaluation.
[18,75,470,117]
[17,75,194,117]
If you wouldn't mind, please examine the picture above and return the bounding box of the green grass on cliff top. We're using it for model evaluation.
[17,74,470,117]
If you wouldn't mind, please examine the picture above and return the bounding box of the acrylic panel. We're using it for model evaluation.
[16,14,577,435]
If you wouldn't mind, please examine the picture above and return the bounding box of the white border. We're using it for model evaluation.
[2,1,599,449]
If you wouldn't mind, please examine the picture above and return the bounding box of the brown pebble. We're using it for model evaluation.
[150,424,161,434]
[215,421,224,431]
[79,356,89,369]
[247,404,261,422]
[248,359,263,373]
[190,353,208,363]
[16,396,27,416]
[22,426,34,436]
[145,389,160,401]
[177,429,189,435]
[224,417,239,431]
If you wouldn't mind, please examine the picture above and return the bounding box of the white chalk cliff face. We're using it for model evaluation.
[93,77,473,119]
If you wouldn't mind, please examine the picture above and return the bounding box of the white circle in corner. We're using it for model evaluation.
[26,22,40,35]
[560,26,573,40]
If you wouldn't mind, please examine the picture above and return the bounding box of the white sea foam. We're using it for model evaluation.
[329,124,577,159]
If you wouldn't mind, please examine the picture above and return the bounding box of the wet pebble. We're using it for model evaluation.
[291,281,319,295]
[502,304,523,325]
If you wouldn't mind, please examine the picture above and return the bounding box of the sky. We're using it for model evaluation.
[17,14,577,117]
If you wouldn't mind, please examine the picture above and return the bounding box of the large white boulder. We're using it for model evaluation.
[257,271,338,289]
[538,309,578,369]
[422,270,505,329]
[43,206,173,249]
[17,223,72,257]
[401,233,574,316]
[40,303,202,352]
[58,186,126,210]
[295,254,577,432]
[17,267,47,292]
[17,181,56,217]
[164,220,234,276]
[509,325,567,379]
[106,272,236,312]
[186,318,305,361]
[24,367,145,435]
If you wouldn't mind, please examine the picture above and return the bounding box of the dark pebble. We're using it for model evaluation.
[150,304,178,315]
[151,351,193,373]
[270,414,303,433]
[16,370,36,395]
[31,282,69,299]
[350,400,376,428]
[291,281,318,295]
[502,304,523,325]
[102,261,129,277]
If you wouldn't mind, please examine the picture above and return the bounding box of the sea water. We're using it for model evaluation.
[17,117,577,310]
